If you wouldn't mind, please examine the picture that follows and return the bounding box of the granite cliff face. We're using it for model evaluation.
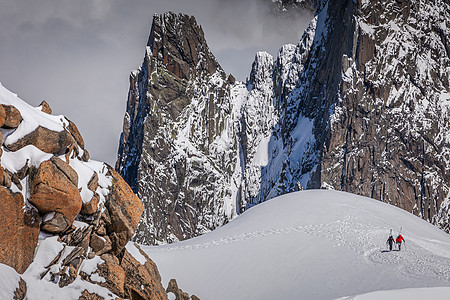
[118,0,450,245]
[319,0,450,229]
[116,13,240,245]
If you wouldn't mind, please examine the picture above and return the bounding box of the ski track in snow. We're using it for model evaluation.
[151,211,450,284]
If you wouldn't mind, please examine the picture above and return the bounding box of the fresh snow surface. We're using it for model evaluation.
[0,82,68,146]
[340,286,450,300]
[142,190,450,300]
[0,264,22,299]
[20,235,115,299]
[125,242,147,265]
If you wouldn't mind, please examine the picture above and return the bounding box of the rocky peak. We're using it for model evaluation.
[117,12,237,245]
[147,12,221,80]
[248,51,274,91]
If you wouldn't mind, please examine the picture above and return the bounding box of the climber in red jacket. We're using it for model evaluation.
[396,234,405,251]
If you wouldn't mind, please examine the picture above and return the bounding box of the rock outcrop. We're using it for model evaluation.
[0,84,179,299]
[29,156,82,233]
[166,279,200,300]
[0,187,39,274]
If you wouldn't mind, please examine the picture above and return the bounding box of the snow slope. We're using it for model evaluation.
[142,190,450,299]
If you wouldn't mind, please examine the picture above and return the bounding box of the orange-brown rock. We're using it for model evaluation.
[79,290,105,300]
[29,156,81,232]
[95,254,126,297]
[167,279,190,300]
[81,149,90,162]
[0,166,4,186]
[2,168,12,188]
[81,193,100,215]
[120,244,168,300]
[14,277,27,300]
[66,119,85,149]
[0,187,40,273]
[88,172,99,192]
[5,125,75,154]
[2,105,22,128]
[90,233,112,255]
[39,101,52,114]
[104,165,144,255]
[0,105,5,127]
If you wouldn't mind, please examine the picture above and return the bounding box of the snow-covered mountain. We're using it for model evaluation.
[116,12,241,245]
[117,0,450,245]
[142,190,450,300]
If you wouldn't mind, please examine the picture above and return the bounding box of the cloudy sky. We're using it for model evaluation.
[0,0,313,165]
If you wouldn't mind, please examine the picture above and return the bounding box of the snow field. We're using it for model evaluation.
[143,190,450,300]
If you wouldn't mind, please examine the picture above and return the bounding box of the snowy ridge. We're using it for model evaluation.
[0,83,68,146]
[143,190,450,300]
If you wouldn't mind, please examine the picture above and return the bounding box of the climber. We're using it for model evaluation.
[396,234,405,251]
[386,234,395,251]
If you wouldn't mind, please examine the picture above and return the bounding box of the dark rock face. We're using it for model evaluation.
[117,12,237,245]
[147,13,220,80]
[253,0,450,230]
[320,0,450,229]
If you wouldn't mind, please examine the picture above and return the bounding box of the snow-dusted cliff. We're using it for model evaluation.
[118,0,450,245]
[116,13,241,245]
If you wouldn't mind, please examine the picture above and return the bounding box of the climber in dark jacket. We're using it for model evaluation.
[386,234,395,251]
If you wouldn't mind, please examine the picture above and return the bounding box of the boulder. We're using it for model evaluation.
[0,167,4,186]
[81,193,100,215]
[29,156,82,232]
[88,172,99,192]
[90,233,112,255]
[41,212,71,233]
[0,105,5,127]
[2,168,12,188]
[13,278,27,300]
[167,279,199,300]
[120,244,168,300]
[0,187,40,273]
[2,105,22,128]
[167,279,190,300]
[104,165,144,255]
[39,101,52,114]
[94,254,126,297]
[56,246,87,288]
[5,125,75,154]
[81,149,90,162]
[60,224,93,250]
[66,119,85,149]
[81,172,100,215]
[79,290,105,300]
